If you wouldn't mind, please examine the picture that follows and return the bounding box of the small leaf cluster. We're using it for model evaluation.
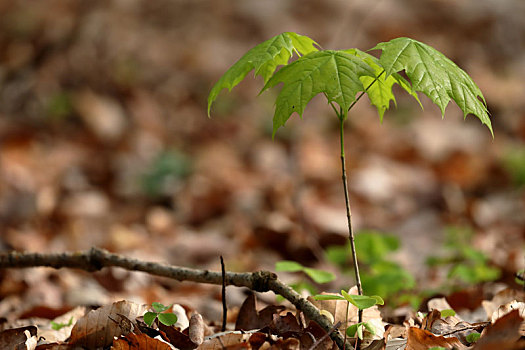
[143,302,178,327]
[325,231,415,301]
[426,226,500,286]
[208,32,492,137]
[314,291,384,340]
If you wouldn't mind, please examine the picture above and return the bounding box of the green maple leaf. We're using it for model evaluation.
[261,50,376,136]
[373,37,492,135]
[344,48,421,121]
[207,32,319,116]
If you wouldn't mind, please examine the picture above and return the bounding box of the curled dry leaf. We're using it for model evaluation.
[474,309,524,350]
[111,332,175,350]
[69,300,148,349]
[0,326,37,349]
[481,288,525,320]
[173,304,190,330]
[489,300,525,323]
[406,327,465,350]
[189,313,204,345]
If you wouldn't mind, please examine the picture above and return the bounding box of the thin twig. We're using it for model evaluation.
[220,256,227,332]
[0,248,353,350]
[439,322,489,337]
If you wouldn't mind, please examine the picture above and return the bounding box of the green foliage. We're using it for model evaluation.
[501,145,525,187]
[373,37,492,135]
[141,150,191,197]
[426,226,501,286]
[313,291,384,310]
[343,48,421,121]
[262,50,376,135]
[346,321,376,340]
[144,302,178,327]
[440,309,456,318]
[51,317,73,331]
[314,292,382,339]
[466,332,481,343]
[326,231,415,300]
[207,32,318,116]
[46,92,73,121]
[208,32,492,136]
[275,260,335,284]
[516,269,524,286]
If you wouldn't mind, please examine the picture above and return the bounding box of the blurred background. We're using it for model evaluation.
[0,0,524,318]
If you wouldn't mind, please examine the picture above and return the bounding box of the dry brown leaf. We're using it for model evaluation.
[0,326,37,349]
[111,332,174,350]
[483,288,525,320]
[235,293,284,331]
[200,332,251,350]
[158,322,197,350]
[474,309,524,350]
[490,300,525,323]
[405,327,464,350]
[189,314,205,346]
[69,300,147,349]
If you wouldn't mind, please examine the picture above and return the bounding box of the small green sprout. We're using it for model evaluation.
[144,302,178,327]
[51,317,73,331]
[466,332,481,343]
[440,309,456,318]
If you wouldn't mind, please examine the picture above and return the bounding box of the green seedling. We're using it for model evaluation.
[51,317,73,331]
[466,332,481,343]
[427,226,500,287]
[143,302,178,327]
[314,291,383,340]
[326,231,415,305]
[314,291,384,310]
[209,32,491,348]
[275,260,336,284]
[346,321,376,340]
[440,309,456,318]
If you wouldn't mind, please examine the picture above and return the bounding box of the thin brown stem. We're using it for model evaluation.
[220,256,227,332]
[339,115,363,350]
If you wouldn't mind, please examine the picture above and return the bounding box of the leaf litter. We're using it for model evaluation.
[1,0,525,349]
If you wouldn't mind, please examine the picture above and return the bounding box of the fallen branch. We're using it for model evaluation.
[0,247,350,350]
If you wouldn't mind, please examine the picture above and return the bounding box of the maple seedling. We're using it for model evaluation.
[208,32,491,347]
[143,302,178,327]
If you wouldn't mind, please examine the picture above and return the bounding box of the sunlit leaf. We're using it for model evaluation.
[143,312,157,326]
[344,49,421,121]
[208,32,319,115]
[373,37,492,135]
[341,290,379,310]
[262,50,375,135]
[466,332,481,343]
[313,294,345,301]
[275,260,304,272]
[152,302,170,313]
[303,267,336,284]
[157,313,178,326]
[440,309,456,318]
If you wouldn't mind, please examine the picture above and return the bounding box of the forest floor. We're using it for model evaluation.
[0,0,524,349]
